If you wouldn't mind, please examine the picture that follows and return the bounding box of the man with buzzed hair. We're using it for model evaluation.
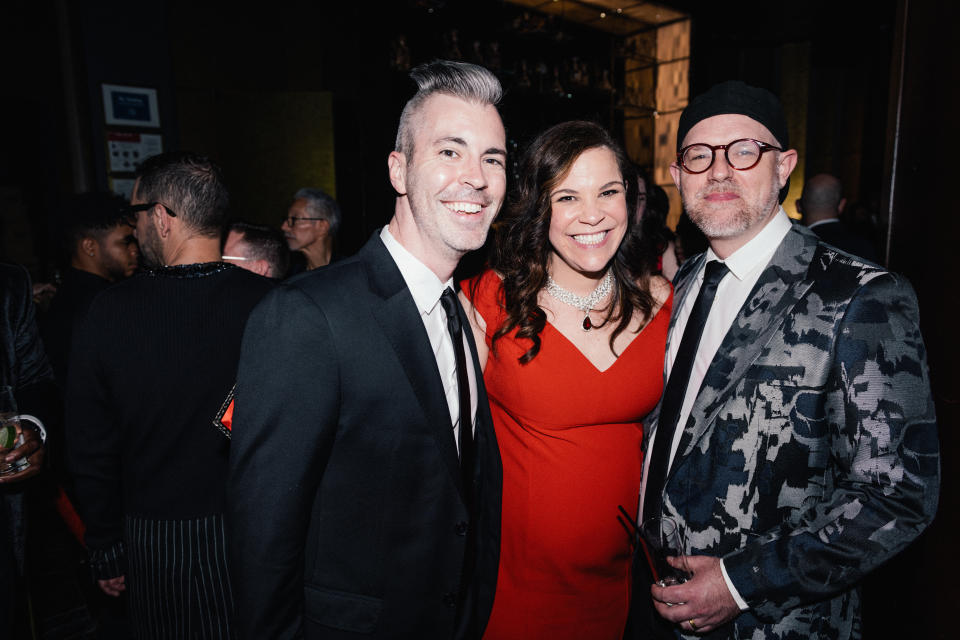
[42,192,139,382]
[60,192,139,282]
[67,151,273,639]
[631,81,938,639]
[797,173,878,261]
[229,60,506,639]
[223,221,289,278]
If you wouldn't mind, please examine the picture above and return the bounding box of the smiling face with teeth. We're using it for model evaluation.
[546,146,628,288]
[388,93,507,280]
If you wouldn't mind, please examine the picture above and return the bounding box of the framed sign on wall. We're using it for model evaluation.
[102,83,160,128]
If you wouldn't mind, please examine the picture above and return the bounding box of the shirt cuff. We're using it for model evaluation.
[89,540,127,580]
[720,558,750,611]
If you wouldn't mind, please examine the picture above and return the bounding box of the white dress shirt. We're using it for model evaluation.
[641,208,793,609]
[380,228,478,452]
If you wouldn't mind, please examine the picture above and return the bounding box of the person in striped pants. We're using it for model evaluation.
[66,152,274,638]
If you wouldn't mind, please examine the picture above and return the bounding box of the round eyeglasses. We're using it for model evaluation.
[677,138,783,174]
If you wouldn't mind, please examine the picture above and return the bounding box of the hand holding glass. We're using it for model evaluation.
[639,516,691,587]
[0,386,45,477]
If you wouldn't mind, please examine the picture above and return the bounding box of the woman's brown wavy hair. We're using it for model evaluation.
[480,120,658,364]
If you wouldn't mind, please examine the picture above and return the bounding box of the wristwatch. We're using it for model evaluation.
[17,415,46,445]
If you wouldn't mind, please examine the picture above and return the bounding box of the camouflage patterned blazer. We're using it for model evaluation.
[644,223,939,639]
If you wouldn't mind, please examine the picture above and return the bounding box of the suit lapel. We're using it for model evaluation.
[674,225,820,461]
[361,235,465,498]
[459,293,495,456]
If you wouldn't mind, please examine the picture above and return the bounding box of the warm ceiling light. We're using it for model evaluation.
[600,12,606,18]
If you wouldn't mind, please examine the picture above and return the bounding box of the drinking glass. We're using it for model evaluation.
[638,516,692,587]
[0,386,44,476]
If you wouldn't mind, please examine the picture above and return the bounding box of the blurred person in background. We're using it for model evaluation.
[281,187,341,272]
[66,152,274,639]
[34,192,140,636]
[797,173,879,262]
[41,192,138,383]
[1,262,53,634]
[223,221,289,279]
[634,168,679,281]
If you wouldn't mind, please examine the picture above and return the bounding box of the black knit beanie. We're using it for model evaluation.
[676,80,790,202]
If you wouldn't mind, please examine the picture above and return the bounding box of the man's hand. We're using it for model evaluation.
[0,426,44,483]
[98,575,126,597]
[651,555,741,634]
[32,282,57,306]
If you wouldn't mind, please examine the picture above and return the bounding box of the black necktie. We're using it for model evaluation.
[642,260,729,523]
[441,288,479,633]
[440,287,475,499]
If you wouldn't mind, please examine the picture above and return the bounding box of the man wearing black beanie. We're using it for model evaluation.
[632,80,939,639]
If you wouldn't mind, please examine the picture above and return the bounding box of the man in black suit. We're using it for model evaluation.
[228,60,506,639]
[797,173,879,262]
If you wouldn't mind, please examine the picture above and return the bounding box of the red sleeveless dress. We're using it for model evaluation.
[465,270,672,640]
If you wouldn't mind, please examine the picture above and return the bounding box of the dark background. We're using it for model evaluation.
[1,1,956,637]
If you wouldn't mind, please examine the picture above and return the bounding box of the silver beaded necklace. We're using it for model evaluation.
[544,270,614,331]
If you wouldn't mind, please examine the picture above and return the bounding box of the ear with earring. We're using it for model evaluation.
[81,237,96,258]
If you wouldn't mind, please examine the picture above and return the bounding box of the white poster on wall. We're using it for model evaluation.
[107,131,163,173]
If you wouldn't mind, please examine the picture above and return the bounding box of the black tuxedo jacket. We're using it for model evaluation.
[228,233,502,639]
[808,219,879,263]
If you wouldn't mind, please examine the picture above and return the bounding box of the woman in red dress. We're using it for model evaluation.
[462,121,672,639]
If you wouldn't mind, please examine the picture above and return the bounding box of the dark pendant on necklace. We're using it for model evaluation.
[582,315,593,331]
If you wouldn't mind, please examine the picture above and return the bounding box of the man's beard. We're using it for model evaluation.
[102,254,131,281]
[138,223,163,268]
[404,169,495,260]
[683,178,781,240]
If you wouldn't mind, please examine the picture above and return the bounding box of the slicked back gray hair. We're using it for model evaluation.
[395,60,503,158]
[294,187,342,237]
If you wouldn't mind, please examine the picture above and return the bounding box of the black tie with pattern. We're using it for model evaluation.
[642,260,729,523]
